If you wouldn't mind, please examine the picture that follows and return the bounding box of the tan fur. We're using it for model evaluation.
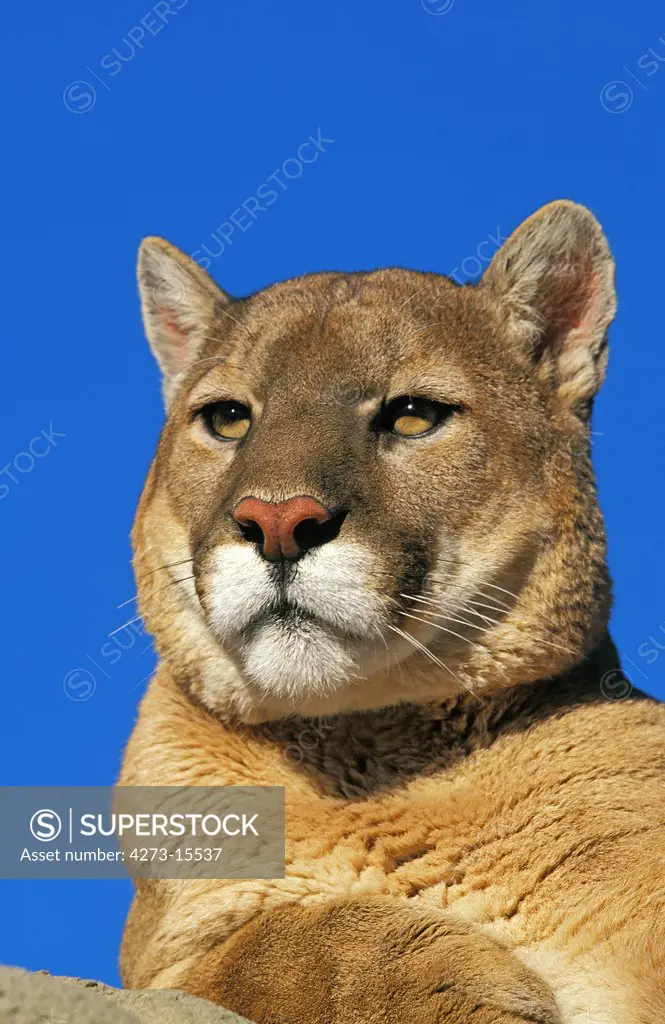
[120,202,665,1023]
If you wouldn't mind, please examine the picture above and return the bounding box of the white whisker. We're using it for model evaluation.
[109,614,143,637]
[425,575,513,611]
[399,595,487,633]
[399,611,484,651]
[466,596,511,616]
[388,624,479,700]
[454,601,497,627]
[472,580,519,603]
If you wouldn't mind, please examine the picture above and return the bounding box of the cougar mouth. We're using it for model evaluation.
[244,600,312,634]
[196,539,392,696]
[241,594,371,645]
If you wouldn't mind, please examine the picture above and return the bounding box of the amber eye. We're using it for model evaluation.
[202,401,251,441]
[384,397,450,438]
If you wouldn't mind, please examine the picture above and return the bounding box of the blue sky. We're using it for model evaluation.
[1,0,664,988]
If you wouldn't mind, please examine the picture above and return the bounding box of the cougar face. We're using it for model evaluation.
[133,201,616,721]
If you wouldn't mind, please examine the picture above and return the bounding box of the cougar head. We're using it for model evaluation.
[133,201,616,722]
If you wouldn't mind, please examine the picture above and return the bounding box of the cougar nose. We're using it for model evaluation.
[232,496,338,561]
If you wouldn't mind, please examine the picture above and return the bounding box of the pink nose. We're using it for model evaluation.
[232,496,332,561]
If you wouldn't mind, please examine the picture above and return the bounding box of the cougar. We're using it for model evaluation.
[119,201,665,1023]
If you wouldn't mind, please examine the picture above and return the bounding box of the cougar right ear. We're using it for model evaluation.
[137,237,230,407]
[482,201,616,418]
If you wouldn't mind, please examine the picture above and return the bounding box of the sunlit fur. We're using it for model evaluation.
[121,203,665,1023]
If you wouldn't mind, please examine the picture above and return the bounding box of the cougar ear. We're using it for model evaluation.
[482,201,616,416]
[138,237,230,406]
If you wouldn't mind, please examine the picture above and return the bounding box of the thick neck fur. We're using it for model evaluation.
[257,637,624,799]
[124,636,629,802]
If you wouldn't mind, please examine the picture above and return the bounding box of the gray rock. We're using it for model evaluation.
[0,967,252,1024]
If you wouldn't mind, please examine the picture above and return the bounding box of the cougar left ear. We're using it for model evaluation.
[138,237,230,407]
[482,201,616,416]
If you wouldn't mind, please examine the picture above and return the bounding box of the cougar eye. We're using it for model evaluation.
[201,401,251,441]
[384,397,450,438]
